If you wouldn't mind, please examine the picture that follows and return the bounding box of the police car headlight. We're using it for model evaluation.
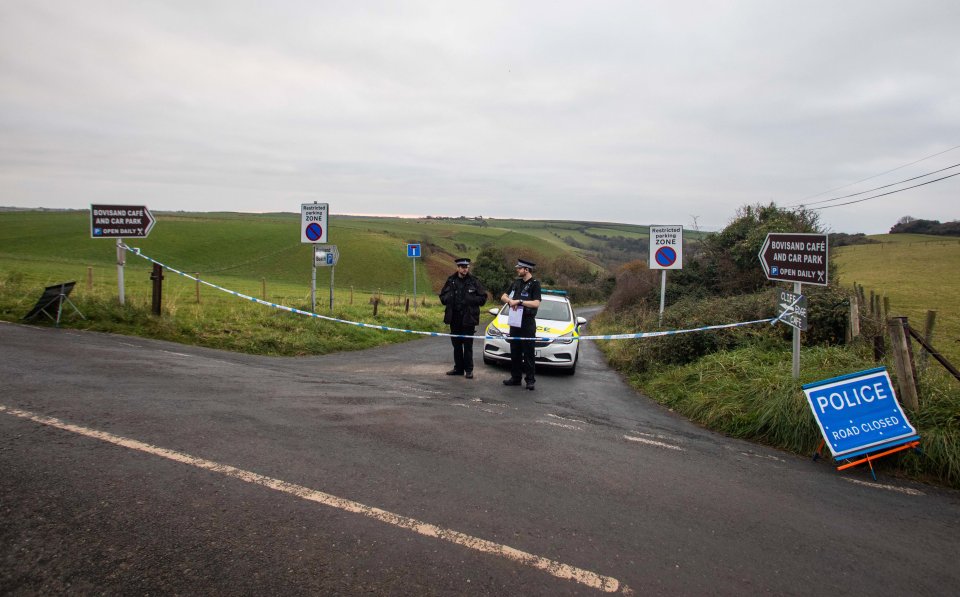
[486,326,504,338]
[554,331,576,344]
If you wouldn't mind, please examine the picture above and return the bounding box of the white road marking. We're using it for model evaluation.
[539,420,583,431]
[623,435,685,452]
[841,477,925,496]
[548,413,583,424]
[453,403,504,415]
[0,404,620,593]
[740,452,785,463]
[161,350,192,357]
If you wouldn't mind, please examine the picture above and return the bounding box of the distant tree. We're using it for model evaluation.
[896,215,916,225]
[471,245,513,298]
[672,202,823,296]
[828,232,879,247]
[890,218,939,234]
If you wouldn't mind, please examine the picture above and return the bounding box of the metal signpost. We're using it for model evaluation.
[648,225,683,327]
[301,203,331,310]
[407,243,421,313]
[313,245,339,311]
[759,232,828,379]
[802,367,919,476]
[90,204,156,306]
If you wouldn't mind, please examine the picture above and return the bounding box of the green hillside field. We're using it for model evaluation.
[834,234,960,366]
[0,209,666,354]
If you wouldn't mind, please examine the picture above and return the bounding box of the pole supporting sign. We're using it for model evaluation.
[407,243,420,313]
[802,367,918,460]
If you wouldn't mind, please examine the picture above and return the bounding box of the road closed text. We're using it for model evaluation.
[829,415,902,441]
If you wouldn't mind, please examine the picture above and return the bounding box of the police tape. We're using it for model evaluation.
[121,244,778,341]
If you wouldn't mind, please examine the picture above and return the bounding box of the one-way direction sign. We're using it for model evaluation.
[759,232,828,286]
[90,205,156,238]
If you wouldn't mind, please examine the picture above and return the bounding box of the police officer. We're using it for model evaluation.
[500,258,541,390]
[439,257,488,378]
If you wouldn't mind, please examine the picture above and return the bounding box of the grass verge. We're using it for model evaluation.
[1,267,450,356]
[597,337,960,489]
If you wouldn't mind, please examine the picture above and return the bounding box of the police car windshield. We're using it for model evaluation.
[536,299,571,321]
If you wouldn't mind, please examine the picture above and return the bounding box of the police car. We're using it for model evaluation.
[482,289,587,374]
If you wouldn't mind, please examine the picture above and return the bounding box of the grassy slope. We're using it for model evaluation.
[834,234,960,364]
[0,210,619,323]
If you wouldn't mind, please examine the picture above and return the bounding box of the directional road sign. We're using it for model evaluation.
[802,367,918,459]
[314,245,339,267]
[758,232,828,286]
[648,225,683,270]
[90,205,156,238]
[301,203,329,244]
[776,289,808,331]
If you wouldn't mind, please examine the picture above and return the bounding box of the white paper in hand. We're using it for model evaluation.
[507,305,524,327]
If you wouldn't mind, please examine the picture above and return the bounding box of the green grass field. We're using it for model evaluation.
[834,234,960,365]
[0,209,646,354]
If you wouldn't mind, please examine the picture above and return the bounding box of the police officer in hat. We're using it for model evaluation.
[439,257,488,378]
[500,258,541,390]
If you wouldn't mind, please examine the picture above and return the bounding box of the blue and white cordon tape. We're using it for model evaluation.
[122,244,778,341]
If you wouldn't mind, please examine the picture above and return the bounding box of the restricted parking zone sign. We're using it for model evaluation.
[301,203,329,243]
[802,367,918,459]
[648,225,683,270]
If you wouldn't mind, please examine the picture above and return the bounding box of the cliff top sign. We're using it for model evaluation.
[758,232,828,286]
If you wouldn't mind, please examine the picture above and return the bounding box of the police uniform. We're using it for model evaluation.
[439,258,487,377]
[502,259,541,389]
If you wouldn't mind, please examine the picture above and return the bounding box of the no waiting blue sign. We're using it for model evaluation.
[802,367,918,459]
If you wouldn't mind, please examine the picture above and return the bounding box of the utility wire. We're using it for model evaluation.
[809,171,960,210]
[793,161,960,207]
[795,144,960,202]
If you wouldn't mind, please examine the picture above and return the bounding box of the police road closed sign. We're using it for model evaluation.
[301,203,329,244]
[648,225,683,270]
[759,232,828,286]
[802,367,918,459]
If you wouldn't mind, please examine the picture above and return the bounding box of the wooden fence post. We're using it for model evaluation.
[405,298,410,313]
[87,266,94,293]
[195,273,201,304]
[920,310,937,370]
[882,296,890,321]
[261,278,266,300]
[849,294,860,340]
[869,290,876,316]
[350,286,354,305]
[373,297,379,317]
[887,317,920,411]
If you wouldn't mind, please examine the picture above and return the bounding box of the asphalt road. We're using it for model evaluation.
[2,314,958,596]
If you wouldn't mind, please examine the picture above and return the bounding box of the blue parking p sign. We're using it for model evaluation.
[802,367,918,459]
[407,243,421,258]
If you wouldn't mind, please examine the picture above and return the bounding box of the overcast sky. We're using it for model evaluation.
[1,1,958,233]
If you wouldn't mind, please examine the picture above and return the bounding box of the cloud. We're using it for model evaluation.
[1,0,958,233]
